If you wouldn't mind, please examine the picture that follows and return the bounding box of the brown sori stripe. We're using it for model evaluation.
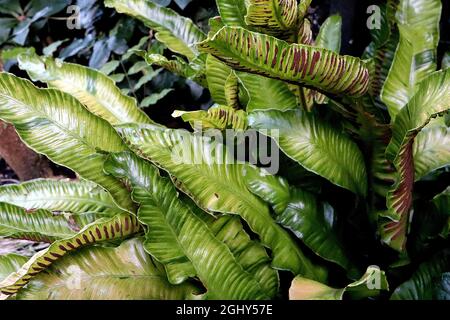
[96,227,102,239]
[44,256,54,263]
[32,266,43,272]
[308,51,321,77]
[291,48,300,74]
[1,289,15,295]
[89,230,96,242]
[82,234,91,244]
[271,46,279,68]
[67,242,76,250]
[59,244,68,252]
[51,252,63,259]
[124,217,130,231]
[104,225,110,239]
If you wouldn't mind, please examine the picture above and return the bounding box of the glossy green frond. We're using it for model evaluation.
[105,0,206,60]
[18,53,154,125]
[249,110,368,195]
[381,0,442,119]
[206,54,234,105]
[0,73,134,212]
[315,15,342,53]
[0,202,78,242]
[245,168,352,271]
[215,0,248,27]
[413,126,450,181]
[0,179,123,216]
[104,152,277,299]
[237,72,298,112]
[115,124,324,279]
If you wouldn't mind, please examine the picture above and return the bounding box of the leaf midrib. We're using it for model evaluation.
[0,195,121,211]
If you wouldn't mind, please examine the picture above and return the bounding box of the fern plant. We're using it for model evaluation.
[0,0,449,300]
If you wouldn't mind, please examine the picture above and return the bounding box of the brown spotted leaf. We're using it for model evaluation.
[245,0,298,37]
[198,27,370,97]
[172,105,247,130]
[15,239,200,300]
[381,69,450,251]
[0,213,140,297]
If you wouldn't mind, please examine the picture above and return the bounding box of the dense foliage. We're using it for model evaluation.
[0,0,449,300]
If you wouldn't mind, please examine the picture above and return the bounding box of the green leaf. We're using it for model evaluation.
[128,61,149,75]
[391,250,450,300]
[201,214,279,298]
[105,0,206,60]
[206,54,234,105]
[0,73,134,212]
[413,126,450,181]
[315,14,342,53]
[134,68,162,91]
[0,213,140,297]
[172,105,248,130]
[298,0,312,20]
[198,26,370,97]
[245,169,352,271]
[15,238,200,300]
[224,71,239,108]
[290,266,388,300]
[0,254,28,283]
[244,0,298,36]
[0,179,123,216]
[99,60,120,76]
[382,69,450,251]
[142,53,207,86]
[0,202,80,242]
[17,53,154,125]
[115,124,324,279]
[109,73,125,83]
[208,16,224,37]
[248,110,368,195]
[215,0,248,27]
[0,47,35,61]
[42,39,68,57]
[104,152,277,299]
[140,89,174,108]
[237,72,298,112]
[381,0,442,119]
